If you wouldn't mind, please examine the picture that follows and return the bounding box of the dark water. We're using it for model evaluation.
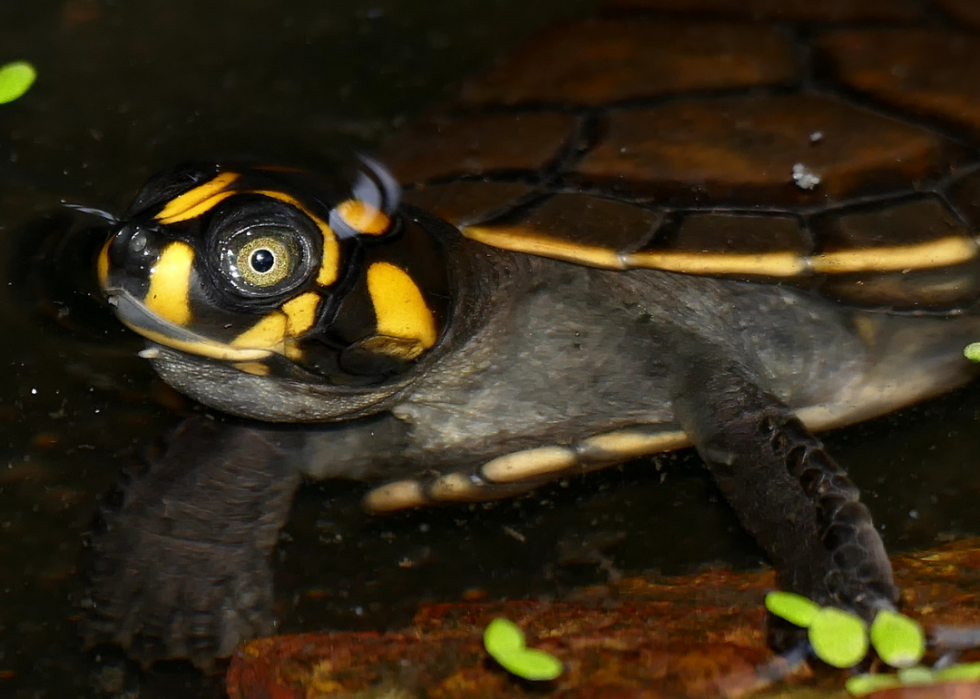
[2,1,980,697]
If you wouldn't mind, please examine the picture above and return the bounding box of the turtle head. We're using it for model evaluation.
[100,158,451,414]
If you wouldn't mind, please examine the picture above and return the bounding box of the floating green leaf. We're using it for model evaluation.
[848,663,980,696]
[896,666,935,685]
[809,607,868,669]
[870,610,925,668]
[0,61,36,104]
[484,618,563,682]
[765,591,821,628]
[846,657,980,696]
[965,342,980,362]
[484,618,524,657]
[846,673,901,697]
[934,662,980,682]
[494,647,564,681]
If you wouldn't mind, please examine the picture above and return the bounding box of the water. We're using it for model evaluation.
[2,1,980,697]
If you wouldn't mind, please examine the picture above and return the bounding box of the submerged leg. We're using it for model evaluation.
[673,363,898,625]
[80,415,303,670]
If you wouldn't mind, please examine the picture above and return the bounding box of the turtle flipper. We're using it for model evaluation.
[673,363,898,625]
[80,416,301,670]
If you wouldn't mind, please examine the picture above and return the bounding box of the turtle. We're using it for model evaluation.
[83,0,980,669]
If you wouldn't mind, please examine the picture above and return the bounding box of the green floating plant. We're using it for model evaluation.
[765,591,820,628]
[483,617,563,681]
[0,61,36,104]
[964,342,980,362]
[870,609,925,668]
[934,662,980,682]
[809,607,869,669]
[846,671,903,696]
[847,663,980,697]
[764,592,925,670]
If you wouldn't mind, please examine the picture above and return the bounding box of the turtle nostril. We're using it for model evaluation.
[129,229,148,255]
[108,224,157,273]
[109,225,149,267]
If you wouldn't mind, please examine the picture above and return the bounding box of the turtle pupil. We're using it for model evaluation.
[250,249,275,274]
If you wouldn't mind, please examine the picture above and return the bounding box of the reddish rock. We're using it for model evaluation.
[227,540,980,699]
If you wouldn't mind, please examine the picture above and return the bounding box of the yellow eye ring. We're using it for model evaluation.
[236,236,293,287]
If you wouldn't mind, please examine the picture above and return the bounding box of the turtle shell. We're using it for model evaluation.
[379,0,980,313]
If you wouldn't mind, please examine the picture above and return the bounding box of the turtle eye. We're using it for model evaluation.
[216,224,305,297]
[236,235,293,286]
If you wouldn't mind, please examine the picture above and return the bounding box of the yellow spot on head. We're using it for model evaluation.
[231,311,287,350]
[366,261,438,350]
[335,199,390,235]
[146,241,195,326]
[156,172,240,224]
[354,335,428,362]
[97,237,111,291]
[316,239,340,287]
[232,361,271,376]
[282,291,320,337]
[283,341,305,361]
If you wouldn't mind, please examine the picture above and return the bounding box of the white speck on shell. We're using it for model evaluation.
[792,163,821,190]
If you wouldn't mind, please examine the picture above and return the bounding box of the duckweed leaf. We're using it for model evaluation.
[896,666,935,685]
[809,607,868,669]
[484,618,524,656]
[0,61,36,104]
[484,618,563,682]
[847,663,980,696]
[934,662,980,682]
[494,647,564,681]
[846,673,901,697]
[870,610,925,668]
[965,342,980,362]
[765,591,820,628]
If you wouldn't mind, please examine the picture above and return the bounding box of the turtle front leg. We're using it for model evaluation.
[672,363,898,628]
[80,415,303,670]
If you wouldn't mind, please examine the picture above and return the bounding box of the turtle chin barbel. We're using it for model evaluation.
[83,0,980,671]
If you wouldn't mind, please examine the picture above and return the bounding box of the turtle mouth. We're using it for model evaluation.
[104,287,274,362]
